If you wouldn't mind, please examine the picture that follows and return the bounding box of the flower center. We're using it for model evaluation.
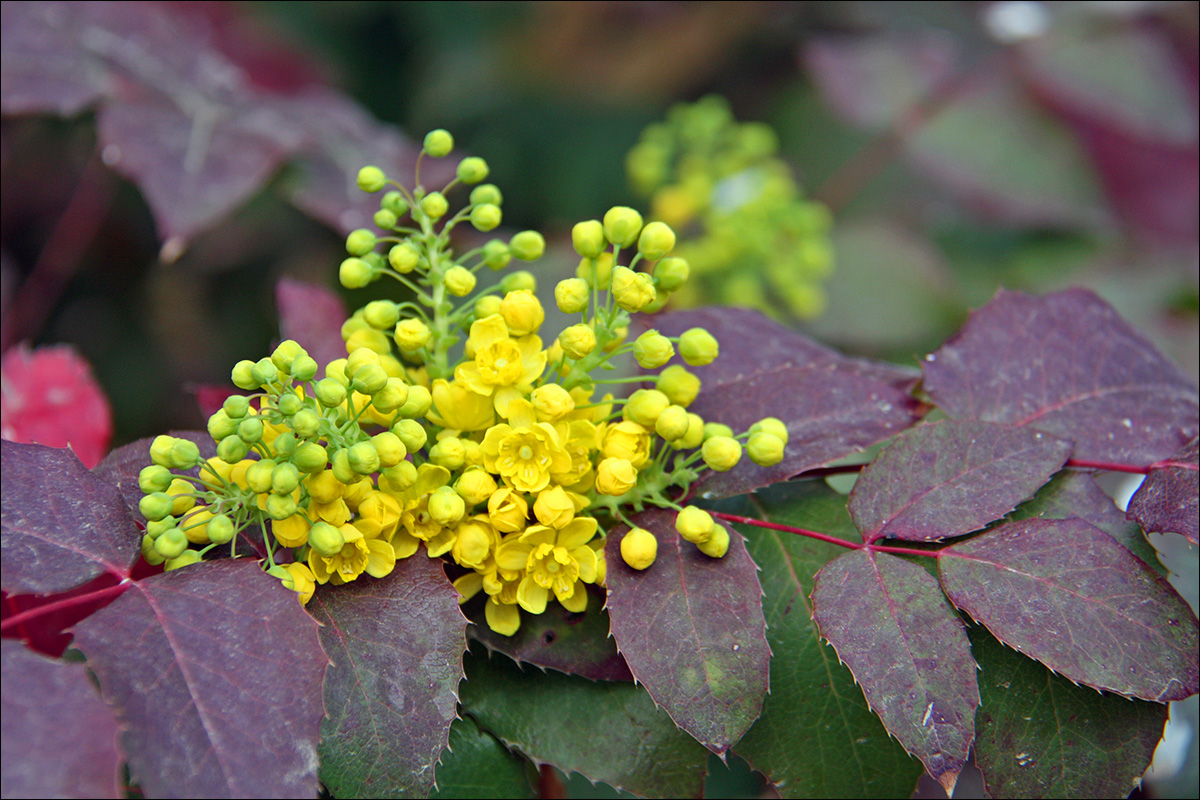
[519,445,534,460]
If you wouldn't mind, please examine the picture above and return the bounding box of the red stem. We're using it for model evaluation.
[0,582,130,635]
[712,511,861,550]
[1066,458,1150,475]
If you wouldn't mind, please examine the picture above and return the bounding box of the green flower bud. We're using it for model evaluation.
[499,271,536,295]
[364,300,400,330]
[576,252,614,290]
[394,319,431,352]
[139,492,174,522]
[308,521,345,557]
[656,365,700,407]
[558,324,597,360]
[208,410,237,441]
[382,461,418,492]
[455,467,497,506]
[346,228,376,256]
[456,157,489,184]
[747,431,785,466]
[154,527,189,560]
[340,257,374,289]
[702,436,742,472]
[356,166,387,193]
[697,522,730,558]
[372,378,410,414]
[470,184,503,206]
[347,442,380,475]
[331,449,356,485]
[287,408,317,441]
[237,417,264,444]
[572,220,607,258]
[274,430,298,459]
[272,340,306,374]
[231,359,258,390]
[620,528,657,570]
[251,358,278,387]
[474,294,502,319]
[145,517,175,538]
[429,486,466,526]
[603,206,644,248]
[217,435,250,463]
[633,330,674,369]
[481,240,512,271]
[371,432,407,467]
[470,203,502,232]
[675,506,714,544]
[655,405,690,441]
[429,437,466,471]
[637,221,676,261]
[381,191,408,217]
[420,191,449,220]
[223,394,250,419]
[149,435,176,468]
[314,378,348,409]
[272,462,302,494]
[392,419,428,452]
[246,459,276,494]
[373,208,398,230]
[610,266,656,312]
[624,388,670,428]
[749,417,789,446]
[277,393,303,417]
[703,422,733,440]
[673,412,705,449]
[388,243,421,274]
[351,363,388,395]
[423,129,454,157]
[509,231,545,262]
[139,465,174,494]
[291,355,319,382]
[555,278,590,314]
[395,385,432,419]
[206,514,235,545]
[444,265,477,297]
[345,347,379,379]
[141,534,166,565]
[679,327,719,366]
[292,441,328,473]
[654,257,690,291]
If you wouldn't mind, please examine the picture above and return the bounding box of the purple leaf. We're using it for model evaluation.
[1,640,122,799]
[849,420,1072,543]
[0,1,109,116]
[804,32,960,128]
[275,277,348,372]
[649,308,922,499]
[468,587,632,682]
[1127,438,1199,545]
[604,507,770,754]
[939,518,1199,701]
[308,556,468,799]
[94,431,215,518]
[1,440,140,593]
[811,549,978,795]
[970,626,1169,799]
[73,560,328,799]
[923,288,1199,465]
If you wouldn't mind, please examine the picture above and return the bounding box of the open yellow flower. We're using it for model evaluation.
[455,315,546,415]
[428,378,495,432]
[496,518,599,613]
[481,422,571,494]
[308,523,395,585]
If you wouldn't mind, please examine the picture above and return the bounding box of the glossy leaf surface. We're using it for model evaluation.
[940,518,1199,701]
[1127,437,1199,545]
[849,420,1072,542]
[430,716,534,799]
[923,288,1199,464]
[605,507,770,754]
[460,647,709,799]
[73,560,327,799]
[729,484,924,798]
[1,440,139,593]
[811,549,978,794]
[310,556,468,799]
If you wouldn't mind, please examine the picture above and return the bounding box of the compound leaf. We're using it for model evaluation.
[72,559,327,799]
[923,288,1199,464]
[939,518,1199,701]
[605,507,770,755]
[460,646,709,798]
[430,716,535,800]
[1127,437,1199,545]
[309,555,468,799]
[849,420,1072,542]
[1,440,140,594]
[811,548,978,795]
[729,483,924,798]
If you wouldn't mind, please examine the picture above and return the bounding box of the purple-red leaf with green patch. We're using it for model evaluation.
[1127,437,1198,545]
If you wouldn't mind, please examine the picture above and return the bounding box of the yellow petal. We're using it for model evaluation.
[558,581,588,613]
[486,598,521,636]
[516,575,549,614]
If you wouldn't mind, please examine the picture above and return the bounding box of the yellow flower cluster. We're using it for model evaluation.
[136,130,789,637]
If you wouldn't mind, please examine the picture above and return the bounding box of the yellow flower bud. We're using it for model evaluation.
[499,290,544,336]
[572,219,607,258]
[308,521,345,558]
[601,420,652,468]
[656,365,701,407]
[357,165,386,193]
[673,413,705,450]
[509,231,545,262]
[444,266,477,297]
[393,319,431,352]
[371,431,407,467]
[392,419,428,452]
[697,522,730,558]
[381,461,418,492]
[531,384,575,422]
[633,330,674,369]
[533,486,575,529]
[424,129,454,157]
[610,266,656,312]
[637,221,676,261]
[475,294,502,319]
[747,432,785,466]
[487,487,529,533]
[603,206,644,248]
[455,467,497,506]
[396,385,433,419]
[595,457,638,495]
[675,506,714,544]
[429,486,466,526]
[653,257,690,291]
[702,436,742,472]
[347,442,380,475]
[749,417,789,446]
[420,191,449,220]
[451,518,493,569]
[620,528,657,571]
[388,242,421,274]
[339,257,374,289]
[654,405,690,441]
[558,324,597,360]
[429,436,466,471]
[623,389,669,428]
[679,327,719,366]
[555,278,590,314]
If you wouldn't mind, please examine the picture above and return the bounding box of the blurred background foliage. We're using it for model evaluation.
[1,3,1197,796]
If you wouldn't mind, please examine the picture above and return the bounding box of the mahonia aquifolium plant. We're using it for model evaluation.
[627,95,835,319]
[136,129,788,636]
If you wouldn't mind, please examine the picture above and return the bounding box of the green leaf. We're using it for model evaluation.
[430,716,534,799]
[727,483,924,798]
[460,646,710,798]
[971,625,1168,799]
[310,555,468,799]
